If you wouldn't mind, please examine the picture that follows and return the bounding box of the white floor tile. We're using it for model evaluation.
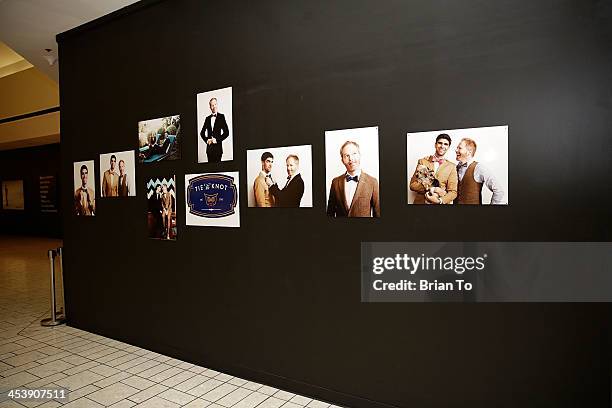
[157,388,197,405]
[134,396,180,408]
[87,382,139,406]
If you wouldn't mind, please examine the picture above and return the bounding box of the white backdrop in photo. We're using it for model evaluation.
[185,172,240,228]
[406,125,509,205]
[99,150,137,197]
[73,160,96,195]
[325,126,380,207]
[196,86,233,163]
[246,145,313,208]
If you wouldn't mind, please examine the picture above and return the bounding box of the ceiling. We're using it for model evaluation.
[0,0,141,83]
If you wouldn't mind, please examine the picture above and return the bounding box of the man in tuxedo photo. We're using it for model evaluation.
[102,155,119,197]
[409,133,458,204]
[454,137,505,204]
[74,164,95,216]
[327,141,380,217]
[266,154,304,207]
[253,151,276,207]
[199,97,230,163]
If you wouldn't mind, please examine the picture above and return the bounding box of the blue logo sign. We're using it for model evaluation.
[187,174,237,218]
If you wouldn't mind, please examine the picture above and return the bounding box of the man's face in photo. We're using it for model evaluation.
[435,138,450,157]
[80,168,88,187]
[286,158,298,177]
[110,156,116,171]
[341,143,360,174]
[209,99,218,114]
[456,141,471,163]
[262,157,273,173]
[119,160,126,175]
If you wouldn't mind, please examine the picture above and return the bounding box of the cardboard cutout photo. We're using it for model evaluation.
[73,160,96,216]
[2,180,24,210]
[138,115,181,163]
[246,145,313,208]
[185,172,240,228]
[99,150,137,198]
[196,87,233,163]
[146,176,177,240]
[407,125,508,205]
[325,126,380,218]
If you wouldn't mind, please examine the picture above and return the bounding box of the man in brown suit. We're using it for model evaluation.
[409,133,458,204]
[327,140,380,217]
[74,164,95,216]
[102,155,119,197]
[253,151,276,207]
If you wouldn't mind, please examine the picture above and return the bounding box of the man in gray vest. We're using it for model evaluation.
[454,138,505,205]
[118,159,131,197]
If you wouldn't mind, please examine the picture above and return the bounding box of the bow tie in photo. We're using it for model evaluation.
[457,162,468,169]
[346,175,359,182]
[431,156,444,165]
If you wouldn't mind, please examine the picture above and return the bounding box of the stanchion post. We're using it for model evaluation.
[41,248,66,326]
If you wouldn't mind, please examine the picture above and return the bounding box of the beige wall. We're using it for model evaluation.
[0,67,59,149]
[0,67,59,119]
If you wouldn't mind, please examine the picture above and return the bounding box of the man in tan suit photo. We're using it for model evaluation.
[74,164,95,216]
[102,155,119,197]
[327,140,380,217]
[253,151,276,207]
[409,133,458,204]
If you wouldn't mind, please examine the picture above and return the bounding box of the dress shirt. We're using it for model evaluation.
[344,169,361,208]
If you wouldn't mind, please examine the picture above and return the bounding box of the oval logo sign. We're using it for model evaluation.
[187,174,237,218]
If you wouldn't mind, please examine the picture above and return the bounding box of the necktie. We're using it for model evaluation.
[346,175,358,182]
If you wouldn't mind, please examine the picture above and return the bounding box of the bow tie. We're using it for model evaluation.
[81,188,88,192]
[457,162,468,169]
[346,175,359,182]
[212,114,217,117]
[266,174,271,178]
[431,156,444,165]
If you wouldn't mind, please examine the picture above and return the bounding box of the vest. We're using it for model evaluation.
[456,162,482,204]
[119,175,128,196]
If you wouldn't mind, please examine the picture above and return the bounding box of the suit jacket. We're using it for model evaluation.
[118,174,130,197]
[409,157,458,204]
[200,112,229,158]
[253,173,275,207]
[327,171,380,217]
[161,192,173,214]
[102,170,119,197]
[269,173,304,207]
[74,187,95,216]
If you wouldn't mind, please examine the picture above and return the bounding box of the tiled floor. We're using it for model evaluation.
[0,237,339,408]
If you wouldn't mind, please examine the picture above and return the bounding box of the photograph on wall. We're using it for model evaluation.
[196,86,233,163]
[138,115,181,163]
[407,125,508,205]
[73,161,95,216]
[146,176,177,240]
[99,150,137,198]
[185,172,240,228]
[2,180,24,210]
[325,126,380,218]
[246,145,313,208]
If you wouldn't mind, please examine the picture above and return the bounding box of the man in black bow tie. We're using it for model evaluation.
[74,164,95,216]
[327,140,380,217]
[267,154,305,207]
[200,97,230,163]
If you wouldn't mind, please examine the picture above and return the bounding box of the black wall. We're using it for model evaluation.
[0,144,61,238]
[58,1,612,407]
